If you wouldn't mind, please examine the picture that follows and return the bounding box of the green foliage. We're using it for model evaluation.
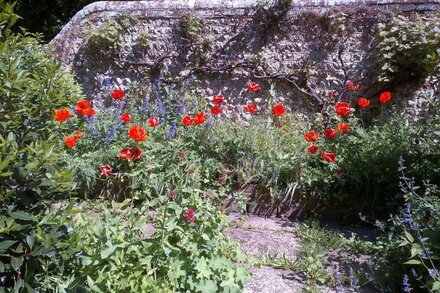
[385,171,440,292]
[1,196,250,292]
[86,17,128,57]
[377,15,440,83]
[0,5,82,205]
[300,90,440,217]
[180,13,204,41]
[199,115,305,203]
[0,1,20,38]
[0,203,78,291]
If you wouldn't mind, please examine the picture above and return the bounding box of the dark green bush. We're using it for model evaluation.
[377,15,440,85]
[0,3,86,290]
[300,90,440,218]
[0,0,83,205]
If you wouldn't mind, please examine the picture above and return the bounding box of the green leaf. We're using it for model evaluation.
[26,234,35,249]
[10,257,23,270]
[9,211,35,221]
[167,259,185,280]
[405,231,414,243]
[87,276,104,293]
[404,259,421,265]
[195,257,212,280]
[0,240,16,253]
[100,244,117,259]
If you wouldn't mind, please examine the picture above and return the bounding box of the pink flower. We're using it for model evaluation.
[99,165,112,176]
[148,116,160,127]
[247,82,261,92]
[183,209,196,223]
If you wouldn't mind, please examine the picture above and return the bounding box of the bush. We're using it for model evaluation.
[0,1,82,206]
[366,161,440,292]
[377,15,440,85]
[299,88,440,218]
[0,4,85,290]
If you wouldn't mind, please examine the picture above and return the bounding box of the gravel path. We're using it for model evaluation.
[225,213,378,293]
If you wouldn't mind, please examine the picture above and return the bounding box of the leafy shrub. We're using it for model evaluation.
[377,15,440,84]
[0,1,81,206]
[299,88,440,218]
[86,16,133,58]
[0,4,85,290]
[180,13,204,41]
[365,161,440,292]
[70,192,249,292]
[0,203,78,291]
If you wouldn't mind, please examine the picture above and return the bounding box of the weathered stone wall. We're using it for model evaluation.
[50,0,440,114]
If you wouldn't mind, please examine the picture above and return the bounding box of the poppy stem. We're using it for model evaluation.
[360,109,365,128]
[381,105,384,122]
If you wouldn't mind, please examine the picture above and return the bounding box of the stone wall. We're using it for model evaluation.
[50,0,440,114]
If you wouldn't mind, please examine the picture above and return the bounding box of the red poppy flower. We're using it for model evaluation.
[178,151,185,158]
[213,95,224,104]
[130,147,142,160]
[119,148,132,160]
[379,91,392,104]
[54,108,73,122]
[328,91,335,98]
[244,104,258,114]
[321,151,337,163]
[357,97,370,108]
[304,131,319,142]
[99,165,112,176]
[76,100,91,110]
[211,105,222,115]
[183,209,196,223]
[111,89,125,100]
[75,100,92,116]
[347,82,360,91]
[335,102,353,117]
[247,81,261,92]
[84,108,96,117]
[74,131,83,140]
[193,112,206,125]
[64,135,77,148]
[182,115,193,126]
[272,104,286,117]
[148,117,160,127]
[128,125,148,142]
[120,113,131,123]
[337,122,350,133]
[218,176,227,183]
[324,128,337,139]
[119,147,142,160]
[307,144,319,154]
